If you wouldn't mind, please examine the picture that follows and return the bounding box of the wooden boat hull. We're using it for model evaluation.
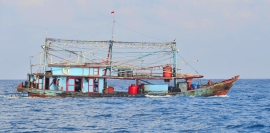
[17,75,239,98]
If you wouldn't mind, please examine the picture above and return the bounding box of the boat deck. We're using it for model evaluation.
[29,73,204,80]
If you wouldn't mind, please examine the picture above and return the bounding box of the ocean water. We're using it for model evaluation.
[0,79,269,132]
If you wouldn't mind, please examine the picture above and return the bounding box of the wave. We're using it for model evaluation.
[145,94,172,98]
[0,93,29,99]
[210,95,229,97]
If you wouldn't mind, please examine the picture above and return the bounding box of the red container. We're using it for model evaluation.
[103,86,114,94]
[128,84,138,94]
[163,65,172,82]
[163,65,172,77]
[107,87,114,93]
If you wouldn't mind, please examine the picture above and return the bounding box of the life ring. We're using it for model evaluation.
[62,67,70,75]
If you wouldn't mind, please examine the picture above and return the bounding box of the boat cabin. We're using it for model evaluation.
[28,63,106,93]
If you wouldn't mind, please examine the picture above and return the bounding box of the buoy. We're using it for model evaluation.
[62,67,70,75]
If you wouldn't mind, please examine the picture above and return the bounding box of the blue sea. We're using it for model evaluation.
[0,79,269,132]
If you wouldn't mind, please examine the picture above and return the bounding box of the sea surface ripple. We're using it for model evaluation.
[0,79,269,132]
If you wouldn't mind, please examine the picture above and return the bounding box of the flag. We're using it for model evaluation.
[111,11,114,15]
[174,38,176,42]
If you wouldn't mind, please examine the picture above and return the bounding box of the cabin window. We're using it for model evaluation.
[75,78,82,92]
[88,78,99,92]
[67,78,75,91]
[89,68,99,75]
[93,68,99,75]
[66,78,82,92]
[88,78,93,92]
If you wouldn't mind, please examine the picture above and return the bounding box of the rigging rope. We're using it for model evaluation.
[64,22,113,39]
[47,53,75,63]
[177,53,200,75]
[115,22,168,42]
[30,52,43,58]
[87,24,112,39]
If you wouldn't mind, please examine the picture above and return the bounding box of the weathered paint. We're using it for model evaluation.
[17,75,239,98]
[172,76,238,96]
[177,82,187,91]
[27,89,63,97]
[28,90,146,98]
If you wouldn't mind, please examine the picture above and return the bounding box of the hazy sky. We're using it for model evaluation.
[0,0,269,79]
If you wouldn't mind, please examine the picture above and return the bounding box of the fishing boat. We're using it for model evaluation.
[16,36,239,97]
[16,17,239,97]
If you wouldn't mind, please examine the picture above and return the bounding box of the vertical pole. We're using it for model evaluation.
[173,42,177,88]
[30,56,32,75]
[111,13,115,40]
[110,11,115,76]
[50,55,52,64]
[109,41,113,76]
[43,39,47,90]
[39,51,42,73]
[43,29,48,90]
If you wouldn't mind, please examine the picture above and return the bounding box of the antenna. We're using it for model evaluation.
[111,11,115,40]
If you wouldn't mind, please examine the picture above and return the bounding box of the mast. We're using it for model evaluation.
[173,41,177,88]
[109,41,113,76]
[110,11,115,76]
[43,29,48,90]
[104,11,114,76]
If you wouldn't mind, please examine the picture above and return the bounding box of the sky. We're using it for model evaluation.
[0,0,269,79]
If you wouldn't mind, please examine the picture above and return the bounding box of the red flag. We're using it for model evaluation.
[111,11,114,15]
[174,38,176,42]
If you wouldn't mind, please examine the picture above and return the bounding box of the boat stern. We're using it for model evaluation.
[17,83,24,92]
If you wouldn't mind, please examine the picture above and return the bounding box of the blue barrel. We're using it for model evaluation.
[191,84,197,89]
[197,84,202,89]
